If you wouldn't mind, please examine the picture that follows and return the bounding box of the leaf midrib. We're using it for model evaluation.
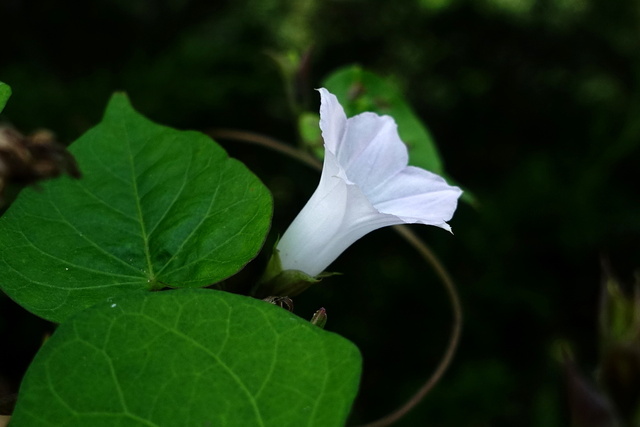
[123,122,155,286]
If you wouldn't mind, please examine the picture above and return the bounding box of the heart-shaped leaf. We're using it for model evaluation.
[9,288,362,427]
[0,94,272,322]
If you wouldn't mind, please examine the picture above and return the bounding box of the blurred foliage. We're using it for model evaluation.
[0,83,10,114]
[1,0,639,425]
[597,270,640,425]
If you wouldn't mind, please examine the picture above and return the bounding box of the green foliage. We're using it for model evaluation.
[298,111,322,157]
[0,94,273,323]
[9,288,362,427]
[0,91,363,426]
[4,0,640,424]
[0,81,10,114]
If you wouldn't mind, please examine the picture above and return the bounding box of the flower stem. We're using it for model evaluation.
[207,129,321,169]
[207,127,464,427]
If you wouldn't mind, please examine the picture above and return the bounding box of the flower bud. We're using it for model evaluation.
[310,307,327,329]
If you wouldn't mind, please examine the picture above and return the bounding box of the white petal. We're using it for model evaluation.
[371,166,462,230]
[277,151,402,277]
[337,112,408,195]
[318,88,347,153]
[277,151,348,276]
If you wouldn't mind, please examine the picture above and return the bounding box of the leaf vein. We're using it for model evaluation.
[142,311,266,427]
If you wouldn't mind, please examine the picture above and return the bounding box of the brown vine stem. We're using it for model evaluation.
[207,128,463,427]
[207,129,321,170]
[358,224,463,427]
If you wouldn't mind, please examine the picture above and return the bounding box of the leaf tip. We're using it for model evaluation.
[103,91,135,118]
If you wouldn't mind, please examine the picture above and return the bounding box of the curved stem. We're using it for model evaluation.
[356,225,463,427]
[208,128,463,427]
[207,129,322,170]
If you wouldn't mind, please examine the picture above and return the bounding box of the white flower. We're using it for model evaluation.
[276,88,462,277]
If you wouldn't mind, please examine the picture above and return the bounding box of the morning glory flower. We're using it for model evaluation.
[275,88,462,278]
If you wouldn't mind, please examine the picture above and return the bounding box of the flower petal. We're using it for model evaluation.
[337,112,409,195]
[277,151,348,276]
[277,151,401,277]
[370,166,462,230]
[318,88,347,154]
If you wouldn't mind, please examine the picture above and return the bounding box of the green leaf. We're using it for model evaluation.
[0,93,273,322]
[0,81,11,114]
[323,65,444,174]
[10,289,362,427]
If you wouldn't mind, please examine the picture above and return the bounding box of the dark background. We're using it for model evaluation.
[1,0,639,425]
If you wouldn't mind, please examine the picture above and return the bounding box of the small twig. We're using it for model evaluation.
[209,128,463,427]
[207,129,321,170]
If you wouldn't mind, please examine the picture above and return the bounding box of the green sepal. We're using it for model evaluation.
[254,247,320,298]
